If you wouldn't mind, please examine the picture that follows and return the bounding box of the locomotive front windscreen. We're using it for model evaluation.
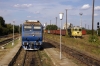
[34,26,41,29]
[74,28,82,31]
[24,25,32,31]
[34,26,41,31]
[79,29,82,31]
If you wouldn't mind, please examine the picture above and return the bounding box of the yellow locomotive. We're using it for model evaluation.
[67,26,82,38]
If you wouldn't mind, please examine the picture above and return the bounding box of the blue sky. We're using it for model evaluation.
[0,0,100,29]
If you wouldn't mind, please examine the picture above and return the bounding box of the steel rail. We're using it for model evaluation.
[37,50,43,66]
[22,50,27,66]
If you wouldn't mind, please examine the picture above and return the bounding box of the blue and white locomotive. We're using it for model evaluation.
[22,20,43,50]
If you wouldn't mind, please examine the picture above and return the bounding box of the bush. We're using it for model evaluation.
[97,28,100,36]
[88,35,98,42]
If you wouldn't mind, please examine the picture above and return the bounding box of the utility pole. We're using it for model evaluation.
[79,13,83,27]
[66,9,67,30]
[50,20,51,25]
[12,21,15,46]
[85,24,86,29]
[92,0,95,36]
[19,25,20,40]
[65,9,67,35]
[56,17,57,26]
[46,22,47,26]
[88,25,89,29]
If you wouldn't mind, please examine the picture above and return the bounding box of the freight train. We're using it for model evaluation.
[45,26,86,38]
[21,20,43,50]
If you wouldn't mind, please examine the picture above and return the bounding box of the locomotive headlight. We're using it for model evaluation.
[27,42,28,45]
[77,32,79,33]
[23,42,24,45]
[36,42,40,45]
[23,42,28,45]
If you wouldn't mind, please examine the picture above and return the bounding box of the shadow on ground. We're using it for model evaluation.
[42,42,56,49]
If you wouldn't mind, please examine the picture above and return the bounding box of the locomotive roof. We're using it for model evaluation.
[72,26,82,29]
[23,20,42,26]
[67,26,82,29]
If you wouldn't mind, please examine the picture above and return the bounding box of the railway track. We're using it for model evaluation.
[22,50,43,66]
[0,33,19,38]
[45,38,100,66]
[0,35,19,46]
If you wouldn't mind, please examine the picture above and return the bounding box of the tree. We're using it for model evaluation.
[2,27,8,35]
[0,16,19,36]
[46,25,58,30]
[6,24,13,34]
[0,16,5,27]
[14,25,19,33]
[0,25,3,35]
[86,29,97,35]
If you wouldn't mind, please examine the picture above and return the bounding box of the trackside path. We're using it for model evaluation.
[44,48,78,66]
[0,41,21,66]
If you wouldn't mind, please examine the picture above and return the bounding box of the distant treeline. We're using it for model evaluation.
[0,16,19,36]
[86,29,100,36]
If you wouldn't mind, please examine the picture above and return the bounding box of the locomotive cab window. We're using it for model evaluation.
[33,26,41,31]
[74,29,78,31]
[24,25,32,31]
[79,29,82,31]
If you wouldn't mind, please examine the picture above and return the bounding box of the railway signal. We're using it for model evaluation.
[97,22,99,29]
[97,22,99,35]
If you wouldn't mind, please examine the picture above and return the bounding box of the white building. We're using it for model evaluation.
[63,23,73,29]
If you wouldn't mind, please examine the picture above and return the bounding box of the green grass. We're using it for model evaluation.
[0,38,20,60]
[40,50,54,66]
[0,38,7,42]
[5,38,20,49]
[44,33,100,58]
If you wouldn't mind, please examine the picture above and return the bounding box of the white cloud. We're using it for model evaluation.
[95,6,100,11]
[22,4,32,8]
[81,4,90,10]
[1,0,100,29]
[94,13,99,16]
[27,16,31,18]
[14,4,32,8]
[35,11,40,14]
[14,4,20,7]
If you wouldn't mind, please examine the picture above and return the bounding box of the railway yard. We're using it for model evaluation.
[0,33,100,66]
[44,34,100,66]
[1,0,100,66]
